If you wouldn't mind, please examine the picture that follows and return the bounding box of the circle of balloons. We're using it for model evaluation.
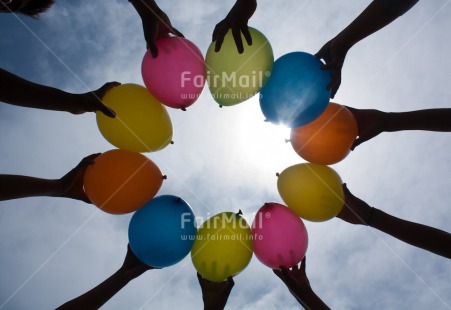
[128,195,197,268]
[83,149,164,214]
[277,163,344,222]
[252,202,308,269]
[205,27,274,106]
[259,52,331,128]
[290,102,358,165]
[97,83,173,152]
[142,37,206,110]
[191,212,253,282]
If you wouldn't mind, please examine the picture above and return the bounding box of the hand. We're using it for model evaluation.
[346,106,387,150]
[213,0,257,53]
[57,154,100,203]
[273,257,310,294]
[197,272,234,310]
[315,37,350,99]
[120,245,154,280]
[337,183,373,225]
[131,0,183,57]
[74,82,120,117]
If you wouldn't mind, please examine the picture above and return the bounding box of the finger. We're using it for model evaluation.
[300,256,306,272]
[148,40,158,58]
[241,25,252,47]
[196,272,205,288]
[81,153,101,165]
[321,60,339,71]
[98,104,116,118]
[212,23,221,42]
[170,26,184,38]
[214,29,227,52]
[232,27,244,54]
[330,83,340,99]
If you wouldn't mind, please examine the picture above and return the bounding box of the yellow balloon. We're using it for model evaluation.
[191,212,253,282]
[97,84,173,152]
[277,163,344,222]
[205,27,274,106]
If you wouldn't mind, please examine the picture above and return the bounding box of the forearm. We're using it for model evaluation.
[56,270,133,310]
[334,0,417,50]
[382,109,451,132]
[0,175,62,201]
[292,287,330,310]
[369,208,451,258]
[129,0,162,16]
[0,68,79,113]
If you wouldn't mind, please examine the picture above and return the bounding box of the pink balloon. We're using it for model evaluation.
[142,37,206,110]
[252,202,308,269]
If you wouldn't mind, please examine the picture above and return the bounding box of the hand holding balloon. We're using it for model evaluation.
[345,106,388,150]
[338,183,376,225]
[315,38,349,99]
[129,0,184,57]
[197,271,234,310]
[213,0,257,53]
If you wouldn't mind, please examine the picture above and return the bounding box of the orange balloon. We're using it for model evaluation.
[84,149,164,214]
[290,103,357,165]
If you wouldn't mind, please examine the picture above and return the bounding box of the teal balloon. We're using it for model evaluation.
[259,52,331,128]
[128,195,197,268]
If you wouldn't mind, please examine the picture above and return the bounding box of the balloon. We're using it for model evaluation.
[97,83,173,152]
[259,52,331,128]
[191,212,253,282]
[277,163,344,222]
[84,149,164,214]
[142,37,205,109]
[205,27,273,106]
[252,203,308,269]
[290,103,358,165]
[128,195,197,268]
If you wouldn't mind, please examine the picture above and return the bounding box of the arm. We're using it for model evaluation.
[212,0,257,53]
[197,272,234,310]
[347,107,451,149]
[0,68,117,117]
[338,184,451,259]
[129,0,183,58]
[56,245,152,310]
[0,154,99,203]
[315,0,419,98]
[273,257,330,310]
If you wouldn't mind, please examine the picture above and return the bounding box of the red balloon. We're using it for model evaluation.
[252,202,308,269]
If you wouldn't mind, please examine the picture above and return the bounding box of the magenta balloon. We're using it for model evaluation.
[252,202,308,269]
[142,37,206,110]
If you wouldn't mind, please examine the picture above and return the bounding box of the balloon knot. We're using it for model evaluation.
[276,173,280,177]
[177,197,182,203]
[170,141,174,144]
[237,209,243,216]
[219,105,223,108]
[264,119,269,122]
[162,175,167,180]
[181,107,187,111]
[285,139,290,143]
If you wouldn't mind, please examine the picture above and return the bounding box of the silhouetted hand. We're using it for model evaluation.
[213,0,257,53]
[130,0,183,58]
[197,272,234,310]
[337,183,373,225]
[57,154,100,203]
[346,106,387,150]
[315,38,350,99]
[73,82,119,117]
[120,245,154,279]
[273,257,310,294]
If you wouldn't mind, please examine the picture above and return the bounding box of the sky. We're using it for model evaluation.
[0,0,450,309]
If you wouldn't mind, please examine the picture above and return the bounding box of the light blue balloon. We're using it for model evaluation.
[128,195,197,268]
[259,52,331,128]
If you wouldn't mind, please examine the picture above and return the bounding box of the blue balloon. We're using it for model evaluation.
[128,195,197,268]
[259,52,331,128]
